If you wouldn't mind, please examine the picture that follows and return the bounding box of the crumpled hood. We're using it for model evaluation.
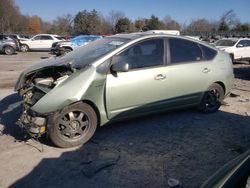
[14,56,75,91]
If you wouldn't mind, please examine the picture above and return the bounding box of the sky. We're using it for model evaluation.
[15,0,250,24]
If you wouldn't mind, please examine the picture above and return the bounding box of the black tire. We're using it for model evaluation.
[64,48,72,54]
[48,102,97,148]
[59,48,72,56]
[198,83,224,113]
[4,46,15,55]
[20,44,29,52]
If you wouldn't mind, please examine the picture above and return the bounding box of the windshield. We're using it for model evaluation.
[58,37,129,68]
[215,39,237,46]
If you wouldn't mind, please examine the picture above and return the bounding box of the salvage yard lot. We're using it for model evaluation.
[0,52,250,187]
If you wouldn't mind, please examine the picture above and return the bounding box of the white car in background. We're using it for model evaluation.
[20,34,64,52]
[215,38,250,62]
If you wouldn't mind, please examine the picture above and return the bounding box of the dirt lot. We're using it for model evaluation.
[0,52,249,188]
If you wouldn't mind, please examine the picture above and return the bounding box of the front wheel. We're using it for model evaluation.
[198,83,224,113]
[20,44,29,52]
[48,102,97,148]
[58,48,72,56]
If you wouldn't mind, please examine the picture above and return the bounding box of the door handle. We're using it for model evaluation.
[155,74,166,80]
[202,68,211,73]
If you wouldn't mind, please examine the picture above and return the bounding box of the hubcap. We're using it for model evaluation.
[5,47,13,54]
[58,111,89,140]
[21,45,27,52]
[205,89,220,109]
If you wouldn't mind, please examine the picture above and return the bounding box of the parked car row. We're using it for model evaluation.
[0,33,104,56]
[214,38,250,63]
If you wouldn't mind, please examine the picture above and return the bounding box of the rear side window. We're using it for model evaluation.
[41,36,53,40]
[169,38,202,63]
[246,40,250,47]
[200,45,217,60]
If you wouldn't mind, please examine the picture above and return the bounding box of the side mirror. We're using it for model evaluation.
[236,44,244,48]
[111,61,129,72]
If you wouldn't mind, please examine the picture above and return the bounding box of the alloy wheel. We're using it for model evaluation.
[58,111,90,140]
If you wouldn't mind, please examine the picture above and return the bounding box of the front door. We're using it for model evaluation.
[106,38,167,119]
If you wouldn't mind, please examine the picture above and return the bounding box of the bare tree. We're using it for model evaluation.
[28,15,42,35]
[134,18,146,31]
[219,10,239,31]
[50,14,73,35]
[163,16,181,30]
[107,10,125,32]
[187,19,213,32]
[99,13,113,34]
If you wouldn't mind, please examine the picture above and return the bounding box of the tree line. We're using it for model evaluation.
[1,0,250,36]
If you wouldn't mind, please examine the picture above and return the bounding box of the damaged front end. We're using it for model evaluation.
[16,65,73,138]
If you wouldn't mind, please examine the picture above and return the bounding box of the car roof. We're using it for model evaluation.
[219,38,250,41]
[109,33,181,40]
[107,33,212,47]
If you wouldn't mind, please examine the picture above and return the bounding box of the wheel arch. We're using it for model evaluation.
[60,100,101,127]
[3,44,15,50]
[81,100,101,127]
[214,81,226,94]
[63,46,73,51]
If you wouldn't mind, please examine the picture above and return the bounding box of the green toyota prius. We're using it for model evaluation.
[15,33,234,147]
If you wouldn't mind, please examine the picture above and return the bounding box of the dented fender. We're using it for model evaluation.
[31,65,97,114]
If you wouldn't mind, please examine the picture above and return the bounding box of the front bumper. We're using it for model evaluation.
[17,107,47,137]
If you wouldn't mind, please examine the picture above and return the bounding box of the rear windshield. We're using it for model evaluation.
[215,39,237,46]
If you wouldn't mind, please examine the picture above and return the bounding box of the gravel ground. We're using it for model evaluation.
[0,52,249,188]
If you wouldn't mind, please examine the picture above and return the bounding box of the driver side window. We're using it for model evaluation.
[115,39,164,70]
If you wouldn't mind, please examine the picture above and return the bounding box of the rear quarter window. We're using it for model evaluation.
[199,44,217,60]
[169,38,203,63]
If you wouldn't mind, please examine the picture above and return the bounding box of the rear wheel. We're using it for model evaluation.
[4,46,15,55]
[58,48,72,56]
[48,102,97,148]
[199,83,224,113]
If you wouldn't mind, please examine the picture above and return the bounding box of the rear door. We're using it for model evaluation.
[165,38,215,101]
[40,35,54,49]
